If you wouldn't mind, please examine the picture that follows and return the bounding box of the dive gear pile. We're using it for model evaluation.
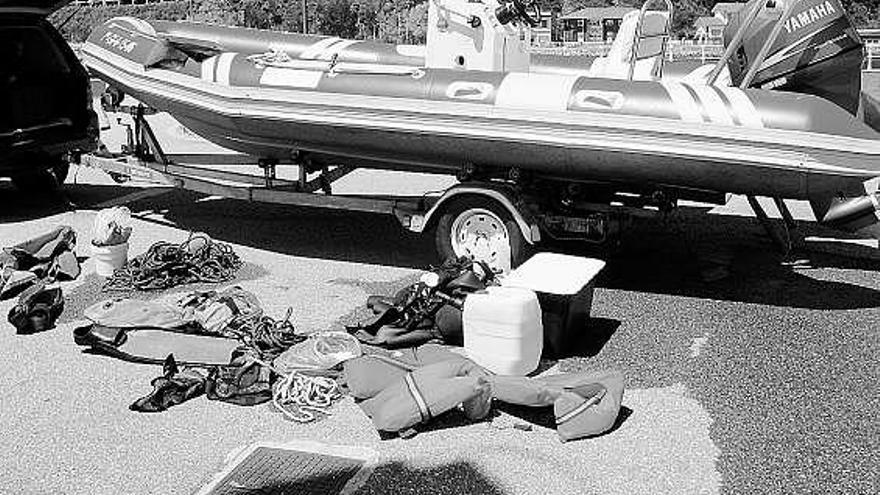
[347,257,494,348]
[7,282,64,335]
[2,226,81,334]
[103,233,242,292]
[342,344,624,441]
[2,221,624,442]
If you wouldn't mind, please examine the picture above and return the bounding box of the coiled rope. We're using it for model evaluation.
[272,371,343,423]
[103,233,242,292]
[250,357,343,423]
[232,308,303,359]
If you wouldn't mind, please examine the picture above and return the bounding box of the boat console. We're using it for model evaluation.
[425,0,533,72]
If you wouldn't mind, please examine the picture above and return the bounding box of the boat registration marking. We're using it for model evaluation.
[260,68,323,89]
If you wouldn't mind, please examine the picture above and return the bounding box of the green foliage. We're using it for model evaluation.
[669,0,708,39]
[49,2,189,42]
[188,0,243,25]
[50,0,880,44]
[240,0,304,32]
[315,0,359,38]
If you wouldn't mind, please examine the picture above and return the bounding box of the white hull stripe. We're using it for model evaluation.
[317,39,359,60]
[300,37,342,59]
[496,73,579,112]
[259,67,323,88]
[200,55,217,82]
[712,88,742,127]
[660,81,703,124]
[686,83,734,126]
[216,52,237,86]
[717,87,765,129]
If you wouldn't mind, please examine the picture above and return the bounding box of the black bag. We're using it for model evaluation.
[7,283,64,334]
[205,356,273,406]
[130,354,207,413]
[349,257,491,348]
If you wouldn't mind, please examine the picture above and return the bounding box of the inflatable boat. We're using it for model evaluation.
[81,0,880,236]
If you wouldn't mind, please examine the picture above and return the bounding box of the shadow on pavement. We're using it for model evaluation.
[360,461,506,495]
[0,181,71,223]
[552,317,621,359]
[194,459,505,495]
[8,182,877,310]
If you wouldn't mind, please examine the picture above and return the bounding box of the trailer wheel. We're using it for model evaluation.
[435,196,530,274]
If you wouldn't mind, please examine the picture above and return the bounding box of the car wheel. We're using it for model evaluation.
[434,196,532,275]
[11,159,69,193]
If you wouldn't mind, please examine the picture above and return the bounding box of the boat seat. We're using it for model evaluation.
[588,10,669,81]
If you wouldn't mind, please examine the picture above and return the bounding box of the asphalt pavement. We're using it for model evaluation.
[0,166,877,495]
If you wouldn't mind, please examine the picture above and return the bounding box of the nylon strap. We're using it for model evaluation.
[556,388,607,426]
[404,373,432,423]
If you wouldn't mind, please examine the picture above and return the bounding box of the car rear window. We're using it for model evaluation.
[0,26,70,75]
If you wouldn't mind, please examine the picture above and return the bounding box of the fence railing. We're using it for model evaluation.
[71,0,176,5]
[864,46,880,72]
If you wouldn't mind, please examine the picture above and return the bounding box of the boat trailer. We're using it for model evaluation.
[76,103,829,271]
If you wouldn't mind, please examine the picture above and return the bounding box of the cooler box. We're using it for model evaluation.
[462,286,543,376]
[502,253,606,356]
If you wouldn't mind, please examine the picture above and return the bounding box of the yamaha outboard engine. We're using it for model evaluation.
[724,0,863,114]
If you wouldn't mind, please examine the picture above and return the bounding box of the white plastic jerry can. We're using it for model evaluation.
[462,286,543,376]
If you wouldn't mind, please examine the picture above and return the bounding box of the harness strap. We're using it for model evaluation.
[556,388,607,425]
[404,373,432,423]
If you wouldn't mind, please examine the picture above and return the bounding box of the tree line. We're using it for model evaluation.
[52,0,880,43]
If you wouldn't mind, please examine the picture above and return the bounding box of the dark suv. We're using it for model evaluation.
[0,0,98,192]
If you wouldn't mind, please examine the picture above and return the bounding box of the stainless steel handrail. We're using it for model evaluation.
[738,0,799,88]
[627,0,674,80]
[706,0,798,87]
[706,0,768,85]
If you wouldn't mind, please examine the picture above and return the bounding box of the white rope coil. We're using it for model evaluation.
[271,371,343,423]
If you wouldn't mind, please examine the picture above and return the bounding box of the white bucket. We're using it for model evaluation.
[91,241,129,277]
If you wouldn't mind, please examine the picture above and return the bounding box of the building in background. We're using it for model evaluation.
[529,9,554,45]
[694,15,726,44]
[559,6,635,43]
[711,2,746,23]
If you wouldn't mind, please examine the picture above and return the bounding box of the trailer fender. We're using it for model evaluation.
[408,185,541,244]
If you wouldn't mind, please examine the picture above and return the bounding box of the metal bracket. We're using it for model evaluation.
[747,195,799,255]
[258,158,278,188]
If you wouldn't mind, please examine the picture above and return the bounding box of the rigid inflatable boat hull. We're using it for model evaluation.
[101,69,873,201]
[83,17,880,202]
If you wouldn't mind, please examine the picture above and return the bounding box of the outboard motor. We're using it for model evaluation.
[724,0,863,115]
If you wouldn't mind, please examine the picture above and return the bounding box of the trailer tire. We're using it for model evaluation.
[434,196,531,274]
